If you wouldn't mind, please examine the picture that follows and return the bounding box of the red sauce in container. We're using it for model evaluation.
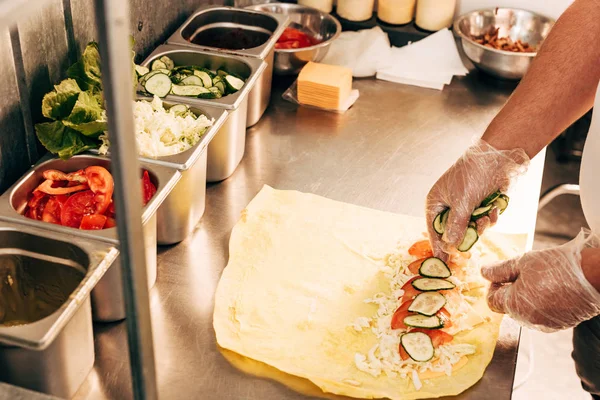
[275,28,321,50]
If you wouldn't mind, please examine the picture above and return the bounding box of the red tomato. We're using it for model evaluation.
[407,257,428,275]
[276,28,320,50]
[410,328,454,347]
[25,190,50,220]
[141,170,156,205]
[391,301,413,330]
[408,240,434,258]
[85,166,114,215]
[105,200,116,218]
[438,307,452,328]
[104,217,116,228]
[60,190,98,228]
[399,342,410,361]
[400,277,422,303]
[41,196,66,224]
[79,214,107,230]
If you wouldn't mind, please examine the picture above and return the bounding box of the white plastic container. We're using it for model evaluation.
[337,0,375,22]
[378,0,416,25]
[298,0,333,13]
[415,0,456,31]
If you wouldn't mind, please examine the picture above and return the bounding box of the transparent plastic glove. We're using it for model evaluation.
[482,229,600,332]
[426,139,529,260]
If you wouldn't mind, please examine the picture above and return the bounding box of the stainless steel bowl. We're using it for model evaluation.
[246,3,341,75]
[454,8,554,80]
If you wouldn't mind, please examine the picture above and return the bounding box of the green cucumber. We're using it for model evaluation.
[419,258,451,279]
[225,75,245,93]
[151,59,168,71]
[135,64,150,77]
[471,204,493,220]
[159,56,175,70]
[181,75,204,86]
[401,332,435,362]
[170,84,208,97]
[168,104,189,116]
[193,70,213,88]
[143,73,172,98]
[403,315,444,329]
[412,278,455,291]
[494,194,509,214]
[433,209,449,235]
[408,292,447,316]
[481,191,501,206]
[457,226,479,252]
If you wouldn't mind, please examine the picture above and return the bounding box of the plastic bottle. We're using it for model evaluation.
[298,0,333,13]
[415,0,456,31]
[337,0,375,22]
[378,0,416,25]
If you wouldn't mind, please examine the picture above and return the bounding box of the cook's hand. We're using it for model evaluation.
[426,140,529,261]
[482,229,600,332]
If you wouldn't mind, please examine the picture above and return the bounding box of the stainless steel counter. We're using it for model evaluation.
[68,72,544,400]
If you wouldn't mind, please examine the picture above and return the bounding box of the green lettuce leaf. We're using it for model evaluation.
[63,120,107,137]
[67,42,102,92]
[35,121,98,159]
[66,91,103,124]
[41,79,81,120]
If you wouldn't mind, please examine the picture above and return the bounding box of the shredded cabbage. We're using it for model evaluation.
[99,96,213,157]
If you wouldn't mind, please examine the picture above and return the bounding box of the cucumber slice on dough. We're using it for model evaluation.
[151,59,168,71]
[401,332,435,362]
[408,292,447,316]
[170,85,207,97]
[225,75,245,93]
[193,70,213,88]
[181,75,203,86]
[144,73,172,98]
[494,194,509,214]
[403,314,444,329]
[412,278,455,291]
[457,226,479,252]
[159,56,175,70]
[135,65,150,77]
[433,209,449,235]
[419,257,451,279]
[471,204,493,220]
[168,104,189,116]
[481,191,501,206]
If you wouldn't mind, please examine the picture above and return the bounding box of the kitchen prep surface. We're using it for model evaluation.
[70,74,544,400]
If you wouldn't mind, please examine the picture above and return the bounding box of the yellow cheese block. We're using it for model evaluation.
[297,62,353,110]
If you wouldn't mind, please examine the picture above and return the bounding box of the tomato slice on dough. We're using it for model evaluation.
[400,277,422,304]
[60,190,98,228]
[79,214,108,230]
[85,166,114,215]
[410,328,454,347]
[407,257,428,275]
[408,240,434,258]
[391,300,413,330]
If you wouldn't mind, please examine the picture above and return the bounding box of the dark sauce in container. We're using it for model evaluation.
[190,27,271,50]
[0,255,84,326]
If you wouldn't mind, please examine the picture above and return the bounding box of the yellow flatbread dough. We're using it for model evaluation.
[214,186,524,400]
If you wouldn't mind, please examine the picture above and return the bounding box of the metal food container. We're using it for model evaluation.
[140,45,266,182]
[166,6,288,127]
[134,97,228,245]
[0,155,180,322]
[0,220,118,398]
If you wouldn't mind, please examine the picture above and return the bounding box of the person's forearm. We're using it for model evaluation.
[482,0,600,159]
[582,248,600,293]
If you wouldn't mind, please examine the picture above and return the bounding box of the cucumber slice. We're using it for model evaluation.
[419,257,451,279]
[159,56,175,70]
[143,73,172,98]
[217,69,228,78]
[433,209,449,235]
[457,226,478,252]
[212,75,223,86]
[403,314,444,329]
[408,292,447,316]
[140,69,171,84]
[170,84,207,97]
[215,81,226,94]
[471,204,493,220]
[494,194,509,214]
[208,86,222,99]
[168,104,189,116]
[193,70,213,88]
[225,75,245,93]
[151,59,168,71]
[412,278,455,291]
[481,191,501,206]
[181,75,203,86]
[401,332,434,362]
[135,65,150,77]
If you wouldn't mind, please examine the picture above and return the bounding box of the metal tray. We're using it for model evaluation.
[0,220,118,398]
[166,6,288,127]
[0,154,181,321]
[140,45,267,181]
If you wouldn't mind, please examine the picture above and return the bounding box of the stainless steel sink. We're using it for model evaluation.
[0,222,118,399]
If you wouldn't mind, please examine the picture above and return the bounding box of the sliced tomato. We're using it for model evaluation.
[407,257,428,275]
[104,217,116,228]
[410,328,454,347]
[60,190,98,228]
[105,200,116,218]
[391,301,413,330]
[141,170,156,205]
[85,166,114,215]
[25,190,49,220]
[35,179,89,195]
[438,307,453,328]
[80,214,107,230]
[408,240,434,258]
[41,196,66,224]
[399,342,410,361]
[400,277,422,303]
